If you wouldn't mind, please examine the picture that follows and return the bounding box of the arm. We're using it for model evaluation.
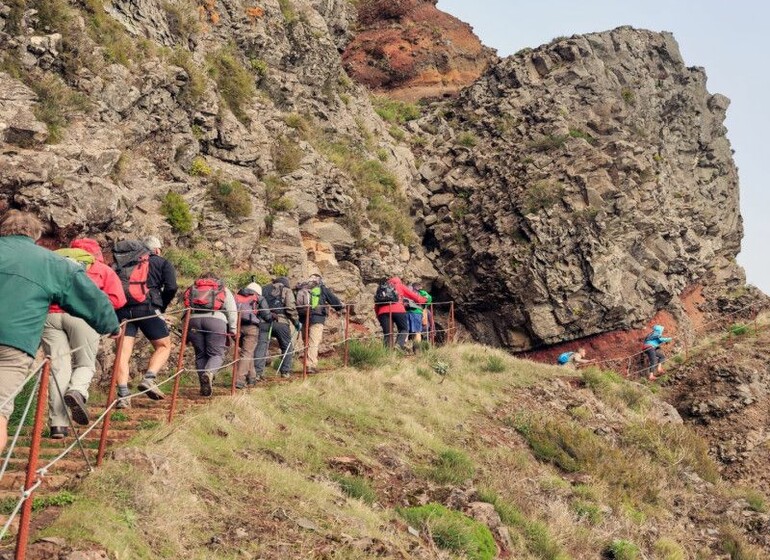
[400,285,427,305]
[100,264,127,309]
[224,289,237,334]
[56,268,120,335]
[323,286,343,312]
[661,337,672,344]
[159,259,178,312]
[257,297,272,322]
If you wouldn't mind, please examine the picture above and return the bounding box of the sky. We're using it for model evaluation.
[437,0,769,294]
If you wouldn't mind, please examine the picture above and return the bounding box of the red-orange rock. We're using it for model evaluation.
[342,0,495,101]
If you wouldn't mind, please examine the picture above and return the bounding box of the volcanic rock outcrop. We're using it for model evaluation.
[342,0,494,100]
[413,27,745,350]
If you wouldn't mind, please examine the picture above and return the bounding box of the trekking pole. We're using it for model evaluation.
[15,359,50,560]
[343,304,350,367]
[97,323,126,467]
[167,309,191,424]
[231,312,242,395]
[302,306,310,380]
[276,324,300,375]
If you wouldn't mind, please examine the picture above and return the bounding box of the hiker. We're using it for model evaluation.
[185,273,237,396]
[374,277,427,350]
[642,324,672,381]
[254,277,299,379]
[0,211,119,451]
[557,348,591,369]
[233,282,271,388]
[113,236,178,407]
[41,239,126,439]
[405,282,432,349]
[295,274,343,373]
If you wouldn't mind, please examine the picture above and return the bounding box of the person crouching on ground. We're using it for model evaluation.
[42,238,126,439]
[185,273,237,396]
[557,348,592,369]
[642,325,672,381]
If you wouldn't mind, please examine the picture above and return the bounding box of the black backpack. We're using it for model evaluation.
[374,281,399,304]
[113,240,151,305]
[263,283,286,315]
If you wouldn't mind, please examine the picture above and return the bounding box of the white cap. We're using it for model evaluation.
[246,282,262,295]
[143,236,162,251]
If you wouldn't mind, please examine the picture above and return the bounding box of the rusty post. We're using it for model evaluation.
[167,309,191,424]
[449,301,456,344]
[302,305,310,380]
[15,359,50,560]
[343,304,350,368]
[97,324,126,467]
[388,311,394,350]
[231,312,242,396]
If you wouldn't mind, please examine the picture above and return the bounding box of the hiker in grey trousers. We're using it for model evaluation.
[187,280,238,397]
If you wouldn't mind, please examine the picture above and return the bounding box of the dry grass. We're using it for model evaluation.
[37,344,763,559]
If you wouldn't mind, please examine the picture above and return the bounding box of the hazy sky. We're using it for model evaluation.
[437,0,769,293]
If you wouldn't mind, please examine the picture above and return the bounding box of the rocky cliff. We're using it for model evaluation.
[342,0,494,101]
[0,2,754,352]
[412,28,747,350]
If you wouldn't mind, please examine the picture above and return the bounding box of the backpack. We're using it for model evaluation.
[374,281,399,304]
[113,240,151,305]
[184,277,226,311]
[55,248,95,270]
[557,352,574,365]
[295,283,311,310]
[235,289,260,325]
[310,285,322,309]
[263,283,286,314]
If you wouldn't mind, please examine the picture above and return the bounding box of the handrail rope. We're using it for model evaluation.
[0,478,42,541]
[0,369,42,481]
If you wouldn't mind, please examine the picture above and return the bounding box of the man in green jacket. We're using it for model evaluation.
[0,210,119,451]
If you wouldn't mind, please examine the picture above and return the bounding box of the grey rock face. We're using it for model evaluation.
[415,27,744,349]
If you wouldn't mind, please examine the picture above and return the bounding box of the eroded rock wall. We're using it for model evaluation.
[413,27,744,349]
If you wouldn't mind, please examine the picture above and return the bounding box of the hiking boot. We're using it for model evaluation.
[138,377,165,400]
[279,372,291,379]
[235,382,246,390]
[49,426,68,440]
[64,391,90,426]
[200,372,212,397]
[115,395,131,409]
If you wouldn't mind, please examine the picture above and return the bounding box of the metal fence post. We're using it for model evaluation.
[97,323,126,467]
[168,309,191,423]
[343,305,350,368]
[15,359,51,560]
[388,311,394,349]
[302,306,310,380]
[449,301,456,344]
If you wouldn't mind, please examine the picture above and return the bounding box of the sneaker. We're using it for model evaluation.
[63,391,90,426]
[115,395,131,409]
[280,372,291,379]
[200,372,212,397]
[138,377,165,400]
[49,426,68,439]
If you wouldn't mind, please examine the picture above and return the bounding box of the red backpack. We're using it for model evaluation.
[235,290,260,324]
[184,278,226,311]
[113,241,151,305]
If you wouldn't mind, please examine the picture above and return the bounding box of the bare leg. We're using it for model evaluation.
[116,336,136,386]
[147,336,172,374]
[0,416,7,452]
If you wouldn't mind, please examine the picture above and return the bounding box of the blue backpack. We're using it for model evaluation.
[557,352,574,365]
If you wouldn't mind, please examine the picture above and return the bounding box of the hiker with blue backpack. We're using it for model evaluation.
[374,277,427,350]
[557,348,592,369]
[642,324,672,381]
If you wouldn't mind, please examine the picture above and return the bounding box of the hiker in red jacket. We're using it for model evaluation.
[41,238,126,438]
[374,277,426,349]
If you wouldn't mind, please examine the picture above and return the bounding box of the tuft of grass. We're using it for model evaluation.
[332,474,377,505]
[273,137,304,175]
[277,0,297,23]
[168,49,207,108]
[428,449,474,484]
[264,175,294,212]
[528,134,568,152]
[568,128,597,144]
[720,527,765,560]
[163,0,200,43]
[621,88,635,105]
[111,411,129,422]
[372,97,420,124]
[481,355,507,373]
[206,46,256,123]
[523,181,564,214]
[398,503,496,560]
[605,539,640,560]
[729,323,751,336]
[188,156,212,177]
[457,132,478,147]
[654,538,685,560]
[572,500,602,524]
[160,192,193,234]
[347,340,389,370]
[208,178,252,219]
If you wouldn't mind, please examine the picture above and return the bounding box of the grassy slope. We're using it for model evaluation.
[37,344,767,559]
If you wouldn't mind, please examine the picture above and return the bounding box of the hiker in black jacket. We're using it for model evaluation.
[253,277,298,379]
[113,236,178,407]
[297,274,343,373]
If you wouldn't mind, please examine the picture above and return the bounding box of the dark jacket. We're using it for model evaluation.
[118,253,177,311]
[263,278,298,325]
[0,235,120,356]
[303,285,344,326]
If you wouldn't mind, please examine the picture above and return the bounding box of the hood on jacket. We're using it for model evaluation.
[652,325,664,335]
[388,277,403,287]
[274,276,290,288]
[70,238,104,262]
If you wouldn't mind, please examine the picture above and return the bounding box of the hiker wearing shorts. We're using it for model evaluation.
[113,236,177,407]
